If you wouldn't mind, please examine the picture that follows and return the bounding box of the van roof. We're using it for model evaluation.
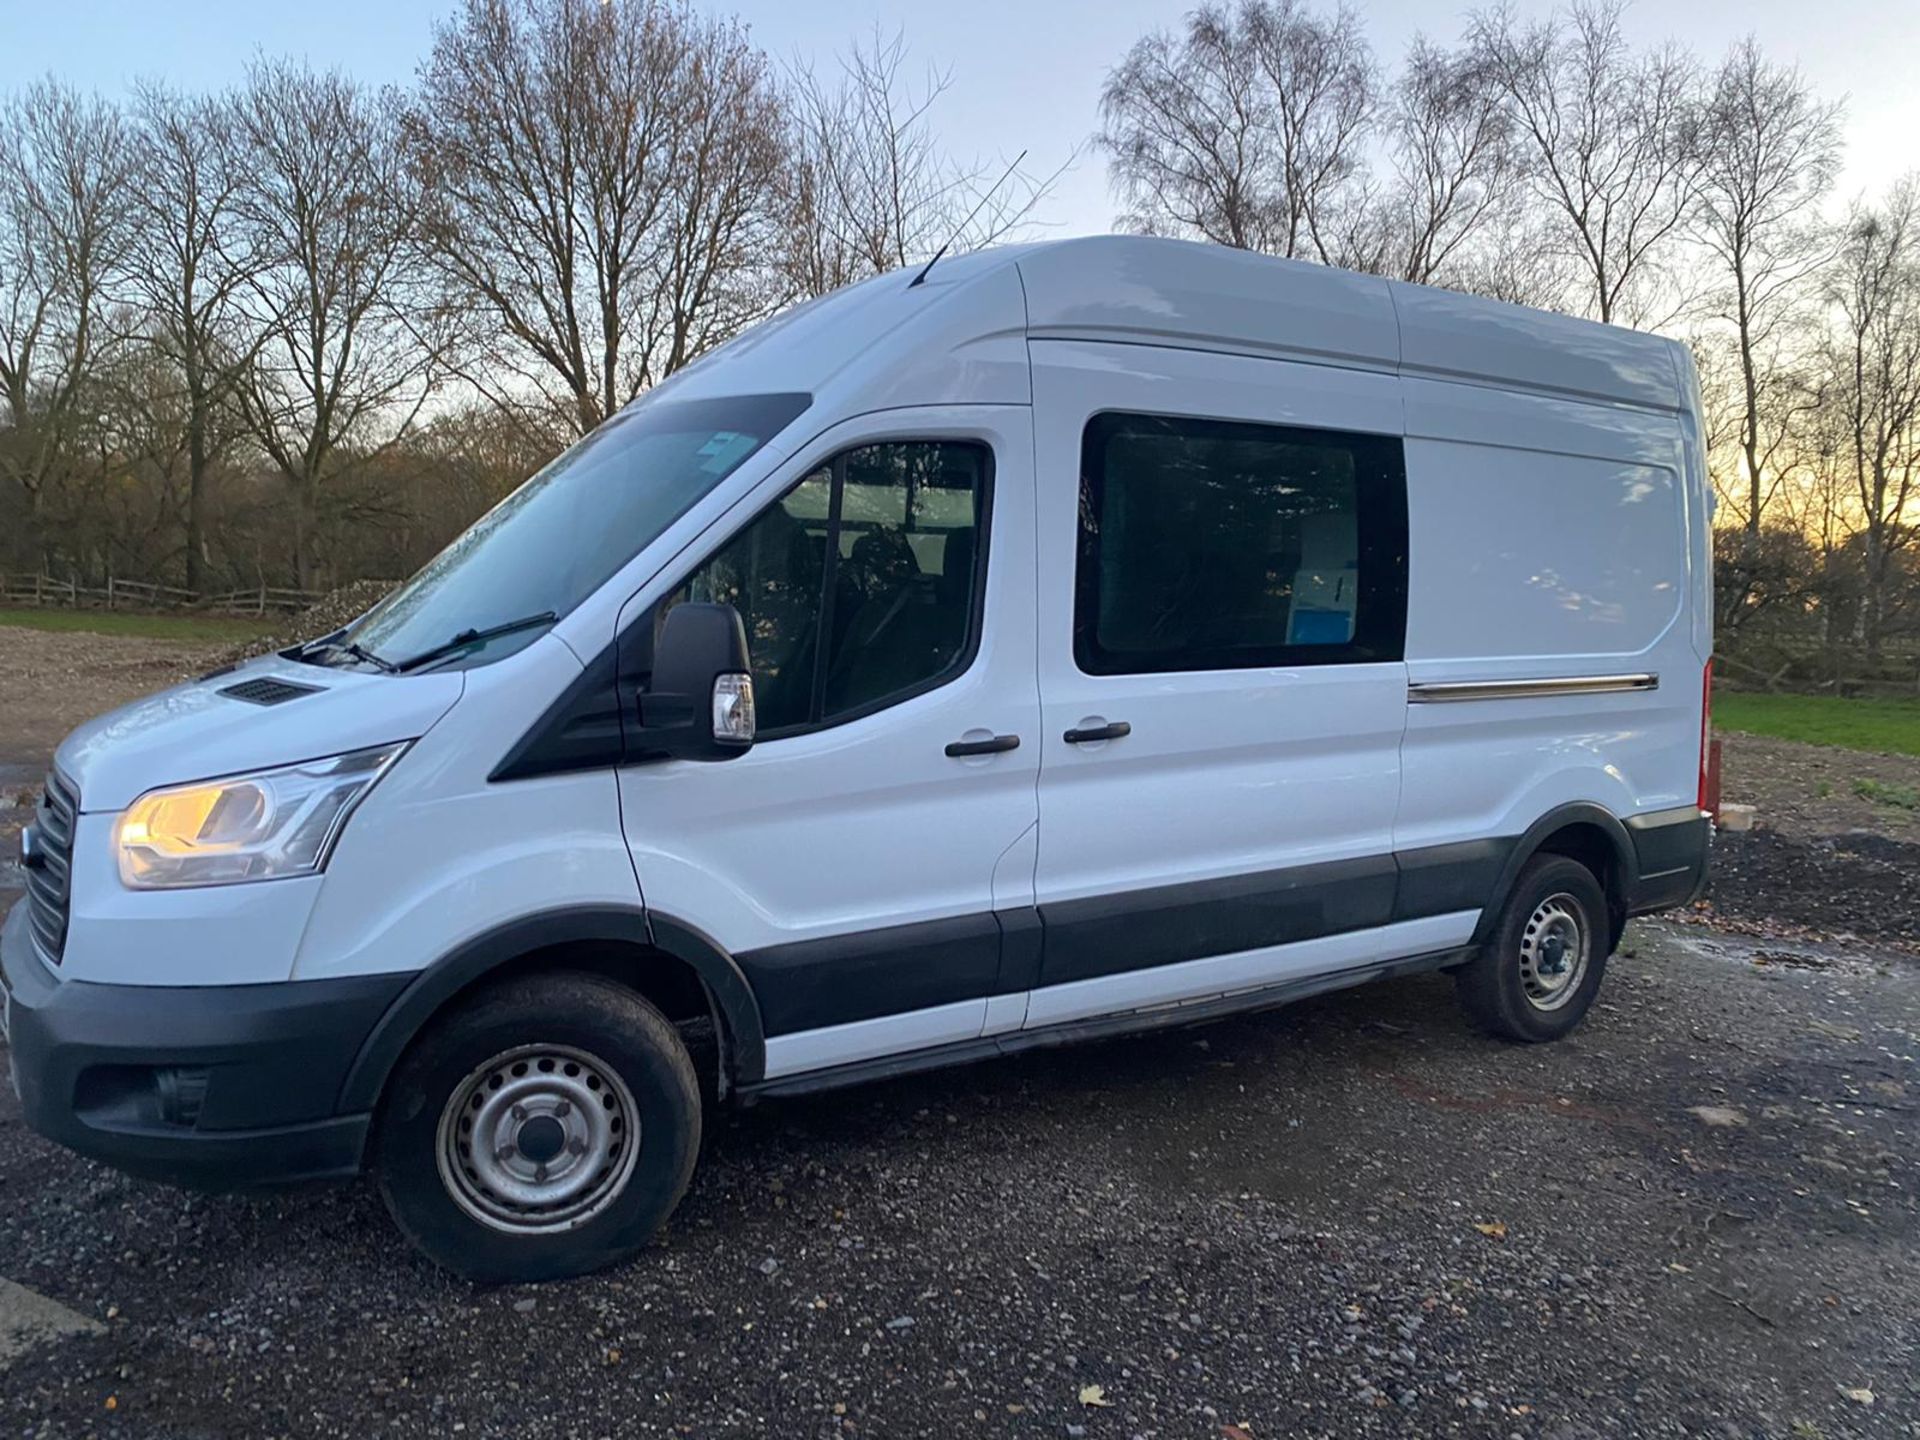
[665,234,1691,418]
[1013,235,1689,413]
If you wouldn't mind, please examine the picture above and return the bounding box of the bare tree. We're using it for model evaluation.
[1690,38,1844,538]
[231,60,441,589]
[1430,198,1578,309]
[411,0,787,439]
[1247,0,1375,264]
[1380,38,1515,285]
[0,80,133,562]
[784,29,1061,300]
[1825,181,1920,660]
[1100,8,1276,250]
[1100,0,1375,261]
[1308,36,1515,282]
[122,82,262,592]
[1470,0,1701,324]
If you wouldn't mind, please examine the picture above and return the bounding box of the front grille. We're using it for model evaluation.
[25,770,78,965]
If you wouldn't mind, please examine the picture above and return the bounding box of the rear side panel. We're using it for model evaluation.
[1395,373,1708,863]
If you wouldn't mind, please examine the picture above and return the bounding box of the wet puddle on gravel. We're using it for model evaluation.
[1667,928,1896,980]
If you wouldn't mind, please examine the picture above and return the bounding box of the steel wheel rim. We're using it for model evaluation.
[1518,892,1590,1012]
[435,1043,641,1235]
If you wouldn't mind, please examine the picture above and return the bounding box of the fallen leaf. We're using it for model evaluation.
[104,1397,118,1412]
[1839,1386,1874,1406]
[1223,1426,1257,1440]
[1473,1221,1508,1240]
[1078,1384,1114,1408]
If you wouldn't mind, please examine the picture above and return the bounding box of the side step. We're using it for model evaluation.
[738,945,1472,1103]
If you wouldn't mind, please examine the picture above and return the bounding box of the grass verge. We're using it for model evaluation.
[1715,690,1920,758]
[0,607,272,644]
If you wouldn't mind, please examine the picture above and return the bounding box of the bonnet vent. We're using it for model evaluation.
[219,676,326,706]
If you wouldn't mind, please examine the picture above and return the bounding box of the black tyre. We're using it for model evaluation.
[1455,854,1610,1043]
[373,971,701,1283]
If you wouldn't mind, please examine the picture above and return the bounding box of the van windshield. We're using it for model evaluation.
[336,392,810,671]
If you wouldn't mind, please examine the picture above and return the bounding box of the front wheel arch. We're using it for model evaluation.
[336,908,766,1117]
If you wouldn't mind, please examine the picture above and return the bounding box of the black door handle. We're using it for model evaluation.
[945,734,1021,758]
[1063,721,1131,744]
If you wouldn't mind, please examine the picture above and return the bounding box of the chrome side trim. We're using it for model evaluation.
[1407,673,1659,703]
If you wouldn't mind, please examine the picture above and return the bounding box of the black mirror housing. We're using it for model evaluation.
[635,602,755,761]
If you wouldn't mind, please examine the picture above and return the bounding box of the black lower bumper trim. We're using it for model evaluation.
[3,903,407,1190]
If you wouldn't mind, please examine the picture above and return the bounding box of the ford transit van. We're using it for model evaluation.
[3,237,1712,1281]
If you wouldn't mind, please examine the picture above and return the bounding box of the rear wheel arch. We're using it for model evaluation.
[1472,804,1636,951]
[337,908,766,1116]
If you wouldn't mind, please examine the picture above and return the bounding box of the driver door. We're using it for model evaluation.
[614,408,1040,1080]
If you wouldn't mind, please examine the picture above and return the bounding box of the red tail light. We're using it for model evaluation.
[1697,657,1714,813]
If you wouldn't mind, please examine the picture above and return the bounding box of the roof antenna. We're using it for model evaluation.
[909,149,1028,289]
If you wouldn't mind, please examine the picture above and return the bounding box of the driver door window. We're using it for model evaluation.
[672,441,990,735]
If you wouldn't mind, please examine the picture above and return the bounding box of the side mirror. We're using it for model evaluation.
[635,602,755,760]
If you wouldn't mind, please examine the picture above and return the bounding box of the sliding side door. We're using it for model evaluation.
[1025,342,1448,1027]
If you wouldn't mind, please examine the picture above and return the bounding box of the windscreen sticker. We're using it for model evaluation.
[697,431,757,474]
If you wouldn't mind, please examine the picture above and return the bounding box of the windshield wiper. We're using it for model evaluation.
[302,637,398,673]
[393,611,559,674]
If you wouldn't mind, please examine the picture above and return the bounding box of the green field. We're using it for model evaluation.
[1715,690,1920,758]
[0,607,274,644]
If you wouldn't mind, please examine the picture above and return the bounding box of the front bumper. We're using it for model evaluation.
[2,903,407,1190]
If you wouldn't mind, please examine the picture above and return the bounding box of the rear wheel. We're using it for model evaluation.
[1456,854,1610,1042]
[374,972,701,1283]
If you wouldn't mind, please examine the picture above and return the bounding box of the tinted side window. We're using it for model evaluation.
[676,441,990,733]
[1075,413,1407,675]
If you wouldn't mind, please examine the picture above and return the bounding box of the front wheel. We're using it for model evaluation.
[1455,854,1610,1042]
[374,972,702,1283]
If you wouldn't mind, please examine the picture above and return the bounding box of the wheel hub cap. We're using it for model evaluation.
[1518,893,1589,1012]
[435,1044,641,1235]
[1539,932,1568,974]
[515,1114,567,1165]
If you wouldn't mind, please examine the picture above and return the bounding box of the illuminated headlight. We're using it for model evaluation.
[116,743,406,889]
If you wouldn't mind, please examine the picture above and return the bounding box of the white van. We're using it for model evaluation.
[3,237,1711,1281]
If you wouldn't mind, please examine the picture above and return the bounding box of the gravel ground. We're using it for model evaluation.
[1701,828,1920,951]
[1694,732,1920,952]
[1,921,1916,1438]
[1717,731,1920,844]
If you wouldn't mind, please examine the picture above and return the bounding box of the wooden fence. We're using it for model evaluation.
[0,572,323,616]
[1717,638,1920,698]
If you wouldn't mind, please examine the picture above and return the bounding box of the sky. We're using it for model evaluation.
[1,0,1916,236]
